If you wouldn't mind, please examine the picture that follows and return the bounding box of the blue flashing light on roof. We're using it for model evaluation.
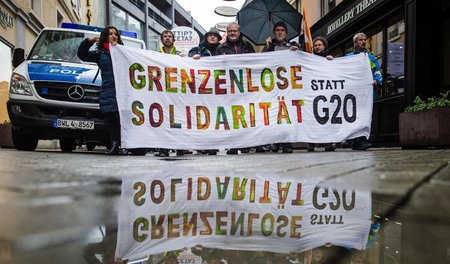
[61,23,138,39]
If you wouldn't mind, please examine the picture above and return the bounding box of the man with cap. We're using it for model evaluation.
[188,28,222,155]
[262,21,299,52]
[189,28,222,59]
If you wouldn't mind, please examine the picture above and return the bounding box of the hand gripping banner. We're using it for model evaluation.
[110,46,373,149]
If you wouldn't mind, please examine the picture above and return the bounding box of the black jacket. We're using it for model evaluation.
[188,39,220,57]
[77,39,117,113]
[216,36,255,55]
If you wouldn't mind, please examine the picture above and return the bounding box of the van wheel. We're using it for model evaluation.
[12,129,38,151]
[60,139,76,152]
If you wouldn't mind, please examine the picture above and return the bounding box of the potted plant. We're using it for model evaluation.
[0,120,14,148]
[399,91,450,148]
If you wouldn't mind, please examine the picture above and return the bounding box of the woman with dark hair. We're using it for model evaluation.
[78,26,123,155]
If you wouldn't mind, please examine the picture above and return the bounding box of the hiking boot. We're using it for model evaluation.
[208,149,218,155]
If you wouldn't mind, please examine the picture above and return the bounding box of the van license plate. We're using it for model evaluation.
[53,119,94,130]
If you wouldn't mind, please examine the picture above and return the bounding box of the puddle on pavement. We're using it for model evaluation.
[1,173,448,264]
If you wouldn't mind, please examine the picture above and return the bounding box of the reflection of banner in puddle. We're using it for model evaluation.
[110,46,374,149]
[116,175,372,260]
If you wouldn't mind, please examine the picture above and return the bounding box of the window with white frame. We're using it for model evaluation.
[56,8,64,27]
[30,0,42,17]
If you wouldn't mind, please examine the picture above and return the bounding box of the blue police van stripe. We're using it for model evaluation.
[27,63,102,85]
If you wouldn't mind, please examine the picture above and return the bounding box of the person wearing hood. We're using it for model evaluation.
[189,28,222,59]
[188,28,222,155]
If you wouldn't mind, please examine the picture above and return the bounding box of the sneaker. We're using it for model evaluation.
[226,149,238,155]
[282,147,293,153]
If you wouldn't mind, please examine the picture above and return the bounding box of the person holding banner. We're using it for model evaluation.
[262,21,300,154]
[189,28,222,59]
[188,28,222,155]
[262,21,299,52]
[77,26,123,155]
[159,29,185,56]
[158,29,187,157]
[216,22,255,155]
[346,33,383,151]
[308,36,335,152]
[216,22,255,55]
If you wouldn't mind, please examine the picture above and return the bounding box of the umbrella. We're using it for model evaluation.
[237,0,302,45]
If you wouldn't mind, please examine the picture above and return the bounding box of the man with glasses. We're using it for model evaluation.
[216,22,254,154]
[216,22,255,55]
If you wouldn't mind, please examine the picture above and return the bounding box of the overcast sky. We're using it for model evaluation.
[175,0,246,32]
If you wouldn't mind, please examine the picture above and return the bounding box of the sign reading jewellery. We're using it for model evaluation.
[325,0,383,37]
[0,6,13,28]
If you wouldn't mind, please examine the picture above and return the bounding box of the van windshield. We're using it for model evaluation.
[28,30,143,63]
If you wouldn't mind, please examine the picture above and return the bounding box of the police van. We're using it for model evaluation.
[7,23,145,152]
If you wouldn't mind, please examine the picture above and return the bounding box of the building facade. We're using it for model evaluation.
[303,0,449,146]
[107,0,206,51]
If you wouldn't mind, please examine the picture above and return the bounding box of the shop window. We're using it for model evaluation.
[56,8,64,28]
[0,40,12,122]
[30,0,42,17]
[112,5,127,31]
[364,24,384,99]
[443,18,450,88]
[386,18,405,97]
[148,28,160,51]
[128,15,143,41]
[321,0,336,17]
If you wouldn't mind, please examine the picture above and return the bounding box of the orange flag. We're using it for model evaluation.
[302,7,313,53]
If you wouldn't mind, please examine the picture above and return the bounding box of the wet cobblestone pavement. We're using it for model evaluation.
[0,147,449,264]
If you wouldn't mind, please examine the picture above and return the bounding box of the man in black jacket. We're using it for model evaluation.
[216,22,255,55]
[216,22,254,154]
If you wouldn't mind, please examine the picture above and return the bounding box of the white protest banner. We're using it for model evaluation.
[110,46,373,149]
[115,174,372,260]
